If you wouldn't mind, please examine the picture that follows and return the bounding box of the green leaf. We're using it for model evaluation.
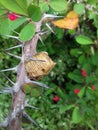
[68,29,76,35]
[95,68,98,76]
[78,55,86,64]
[57,87,66,99]
[0,18,11,36]
[91,52,98,66]
[23,84,32,93]
[87,0,98,5]
[15,0,27,11]
[78,87,85,98]
[55,28,64,40]
[97,29,98,37]
[0,8,6,16]
[31,86,42,97]
[19,22,35,41]
[27,0,32,6]
[74,3,85,15]
[86,89,95,100]
[28,4,42,22]
[23,84,42,96]
[72,106,81,123]
[0,0,27,15]
[83,63,91,74]
[9,17,27,31]
[45,88,55,96]
[87,123,95,130]
[94,14,98,28]
[70,48,82,56]
[59,104,74,113]
[94,82,98,91]
[86,76,97,83]
[39,2,49,12]
[76,35,93,45]
[68,70,84,83]
[49,0,67,12]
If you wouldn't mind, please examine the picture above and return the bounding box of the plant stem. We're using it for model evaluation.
[7,18,44,130]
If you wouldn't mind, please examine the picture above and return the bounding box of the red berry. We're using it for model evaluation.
[53,96,60,102]
[74,89,80,94]
[91,85,96,90]
[81,69,87,77]
[8,13,18,21]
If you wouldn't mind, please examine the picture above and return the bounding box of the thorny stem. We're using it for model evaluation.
[7,18,44,130]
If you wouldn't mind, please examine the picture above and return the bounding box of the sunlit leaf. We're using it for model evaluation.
[74,3,85,15]
[66,10,79,19]
[72,106,81,123]
[78,87,85,98]
[0,8,6,16]
[52,11,79,29]
[49,0,67,11]
[39,2,49,12]
[19,22,35,41]
[9,17,27,31]
[0,18,11,36]
[28,4,42,22]
[0,0,27,15]
[52,18,79,29]
[59,104,74,113]
[76,35,93,45]
[15,0,27,11]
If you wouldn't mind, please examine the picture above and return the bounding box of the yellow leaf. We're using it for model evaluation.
[52,17,79,29]
[66,10,79,19]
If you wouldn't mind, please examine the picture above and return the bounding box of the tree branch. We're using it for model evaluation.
[7,15,45,130]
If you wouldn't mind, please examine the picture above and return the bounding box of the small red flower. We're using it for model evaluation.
[81,69,87,77]
[74,89,80,94]
[53,96,60,102]
[91,85,96,90]
[8,12,18,21]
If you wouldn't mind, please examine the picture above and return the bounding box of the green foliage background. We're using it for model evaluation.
[0,0,98,130]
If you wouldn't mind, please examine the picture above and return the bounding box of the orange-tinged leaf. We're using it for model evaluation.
[66,10,79,19]
[52,17,79,29]
[52,19,67,28]
[52,10,79,29]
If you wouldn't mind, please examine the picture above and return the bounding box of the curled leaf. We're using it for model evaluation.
[52,10,79,29]
[66,10,79,19]
[52,17,79,29]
